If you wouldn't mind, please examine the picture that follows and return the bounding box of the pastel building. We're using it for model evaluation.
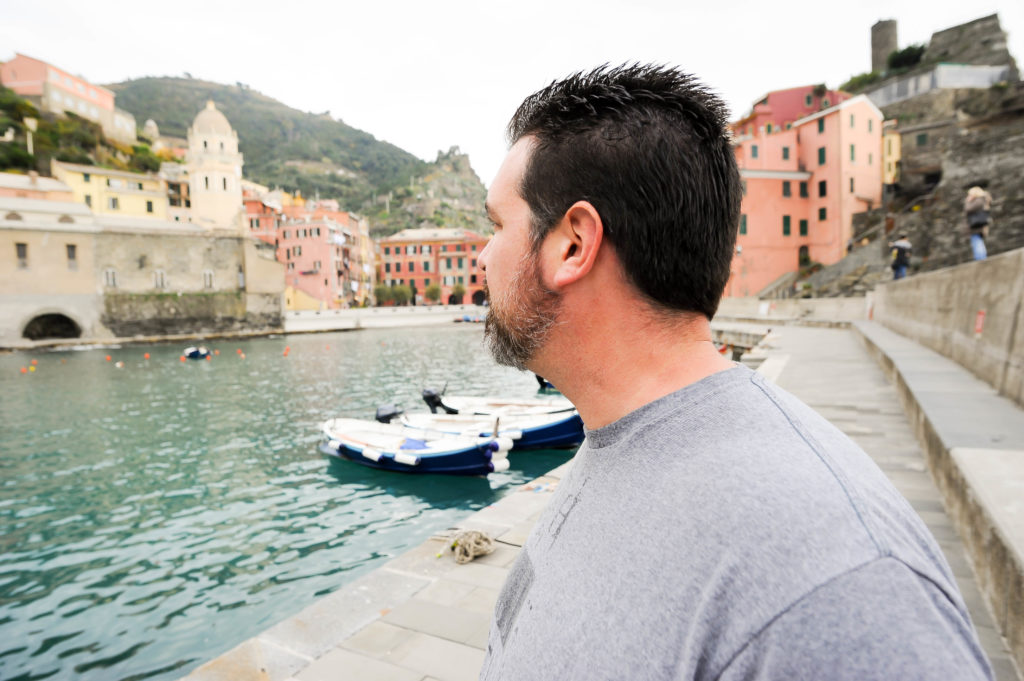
[51,160,168,220]
[728,90,883,297]
[0,171,73,201]
[378,228,488,305]
[0,53,136,144]
[186,101,244,231]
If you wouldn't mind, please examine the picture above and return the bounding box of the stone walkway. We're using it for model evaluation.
[766,325,1019,681]
[182,324,1022,681]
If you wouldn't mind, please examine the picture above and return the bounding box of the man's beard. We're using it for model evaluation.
[483,251,562,370]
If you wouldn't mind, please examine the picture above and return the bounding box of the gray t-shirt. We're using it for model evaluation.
[480,365,992,680]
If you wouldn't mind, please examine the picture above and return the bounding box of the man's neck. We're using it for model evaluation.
[533,307,735,430]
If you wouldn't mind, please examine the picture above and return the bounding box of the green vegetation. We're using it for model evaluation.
[887,44,926,72]
[390,284,412,306]
[450,282,466,304]
[109,77,427,207]
[839,71,882,93]
[373,284,392,306]
[424,283,441,304]
[0,85,174,174]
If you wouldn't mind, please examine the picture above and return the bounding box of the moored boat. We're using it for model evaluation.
[319,417,513,476]
[184,345,211,360]
[421,388,575,416]
[379,407,583,450]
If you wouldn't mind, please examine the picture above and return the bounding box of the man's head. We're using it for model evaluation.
[505,63,741,320]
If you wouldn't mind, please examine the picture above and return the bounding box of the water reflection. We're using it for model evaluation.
[0,326,573,681]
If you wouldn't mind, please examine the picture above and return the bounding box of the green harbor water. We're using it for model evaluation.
[0,325,574,681]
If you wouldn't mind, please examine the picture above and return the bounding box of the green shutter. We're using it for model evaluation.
[782,146,789,160]
[783,215,791,236]
[799,182,808,198]
[818,207,827,221]
[782,181,791,197]
[817,119,824,133]
[740,215,747,235]
[751,145,759,159]
[799,219,808,236]
[818,147,826,165]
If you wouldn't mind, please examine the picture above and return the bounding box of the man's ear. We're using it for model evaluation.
[549,201,603,288]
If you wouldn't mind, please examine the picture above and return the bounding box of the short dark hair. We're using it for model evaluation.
[507,64,741,319]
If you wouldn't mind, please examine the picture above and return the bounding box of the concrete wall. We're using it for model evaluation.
[716,296,871,323]
[284,304,486,333]
[873,247,1024,407]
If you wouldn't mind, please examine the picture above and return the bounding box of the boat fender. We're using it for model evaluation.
[393,452,421,466]
[489,458,510,473]
[503,430,523,440]
[487,437,515,453]
[362,448,383,462]
[328,439,342,451]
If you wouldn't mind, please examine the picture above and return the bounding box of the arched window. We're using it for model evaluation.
[104,268,118,287]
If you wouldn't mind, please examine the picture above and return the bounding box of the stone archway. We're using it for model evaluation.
[472,290,486,305]
[22,313,82,341]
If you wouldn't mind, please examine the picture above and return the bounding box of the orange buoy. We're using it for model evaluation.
[144,353,150,360]
[239,352,246,359]
[20,367,27,374]
[236,348,242,354]
[214,349,220,355]
[30,359,38,366]
[105,355,112,361]
[180,356,187,362]
[205,355,212,361]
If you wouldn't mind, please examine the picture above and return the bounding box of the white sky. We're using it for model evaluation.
[2,0,1021,189]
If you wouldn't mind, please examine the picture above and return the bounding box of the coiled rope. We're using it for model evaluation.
[446,529,496,564]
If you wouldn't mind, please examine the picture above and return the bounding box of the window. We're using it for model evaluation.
[751,145,758,159]
[782,146,789,160]
[283,231,289,239]
[83,173,90,182]
[850,144,855,162]
[15,242,28,268]
[220,142,224,151]
[765,123,772,134]
[446,257,453,269]
[805,94,812,107]
[153,270,167,289]
[425,279,430,288]
[203,140,208,149]
[146,200,153,213]
[104,268,117,287]
[799,182,808,198]
[868,153,873,166]
[868,120,873,133]
[817,119,824,133]
[395,262,401,273]
[818,181,827,197]
[314,261,321,272]
[799,219,808,236]
[458,257,464,268]
[850,178,855,192]
[441,245,448,252]
[741,180,747,195]
[471,259,476,268]
[471,274,477,284]
[135,182,143,190]
[108,197,119,210]
[406,245,416,255]
[294,245,301,256]
[66,244,77,270]
[456,244,464,252]
[423,245,431,254]
[916,133,928,147]
[222,178,227,190]
[286,248,291,259]
[203,270,214,289]
[849,114,855,128]
[818,207,827,221]
[821,98,830,107]
[385,263,390,273]
[407,261,415,273]
[384,247,390,255]
[471,245,477,251]
[84,194,92,208]
[423,261,430,272]
[817,147,826,165]
[739,215,747,235]
[782,181,791,197]
[204,176,210,190]
[783,215,791,236]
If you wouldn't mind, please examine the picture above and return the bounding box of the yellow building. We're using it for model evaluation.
[882,120,901,186]
[51,160,168,219]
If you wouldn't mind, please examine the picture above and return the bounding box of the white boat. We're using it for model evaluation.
[319,417,513,476]
[421,388,575,416]
[394,410,584,450]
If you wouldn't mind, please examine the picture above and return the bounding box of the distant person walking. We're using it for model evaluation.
[889,233,912,280]
[964,186,992,261]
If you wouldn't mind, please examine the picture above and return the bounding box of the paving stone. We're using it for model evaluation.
[341,621,417,659]
[415,579,477,608]
[295,647,421,681]
[455,586,500,616]
[388,632,486,681]
[382,598,490,645]
[261,568,432,660]
[443,561,511,590]
[180,637,309,681]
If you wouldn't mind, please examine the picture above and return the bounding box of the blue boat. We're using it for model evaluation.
[319,418,513,476]
[387,409,584,450]
[184,345,211,360]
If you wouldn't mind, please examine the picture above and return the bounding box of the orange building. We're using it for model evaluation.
[728,91,883,297]
[378,228,488,305]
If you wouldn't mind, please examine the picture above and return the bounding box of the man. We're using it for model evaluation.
[477,65,991,680]
[890,232,912,280]
[965,186,992,261]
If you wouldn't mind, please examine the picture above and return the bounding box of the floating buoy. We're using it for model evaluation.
[325,345,330,350]
[205,355,212,361]
[236,348,242,354]
[180,356,187,362]
[214,349,220,356]
[115,361,125,369]
[239,352,246,359]
[60,359,66,364]
[29,366,36,372]
[283,346,290,357]
[20,367,27,374]
[105,355,112,361]
[144,353,150,360]
[30,359,38,366]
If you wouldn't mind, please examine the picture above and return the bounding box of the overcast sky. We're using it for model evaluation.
[2,0,1021,188]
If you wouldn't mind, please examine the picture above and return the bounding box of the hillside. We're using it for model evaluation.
[107,77,427,208]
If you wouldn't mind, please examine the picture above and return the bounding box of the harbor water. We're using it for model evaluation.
[0,325,574,681]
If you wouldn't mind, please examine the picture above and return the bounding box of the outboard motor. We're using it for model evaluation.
[422,388,459,415]
[375,403,404,424]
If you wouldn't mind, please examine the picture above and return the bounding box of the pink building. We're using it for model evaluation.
[731,85,851,139]
[727,93,883,298]
[0,53,135,143]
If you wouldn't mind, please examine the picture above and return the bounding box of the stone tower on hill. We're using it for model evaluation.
[187,101,244,231]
